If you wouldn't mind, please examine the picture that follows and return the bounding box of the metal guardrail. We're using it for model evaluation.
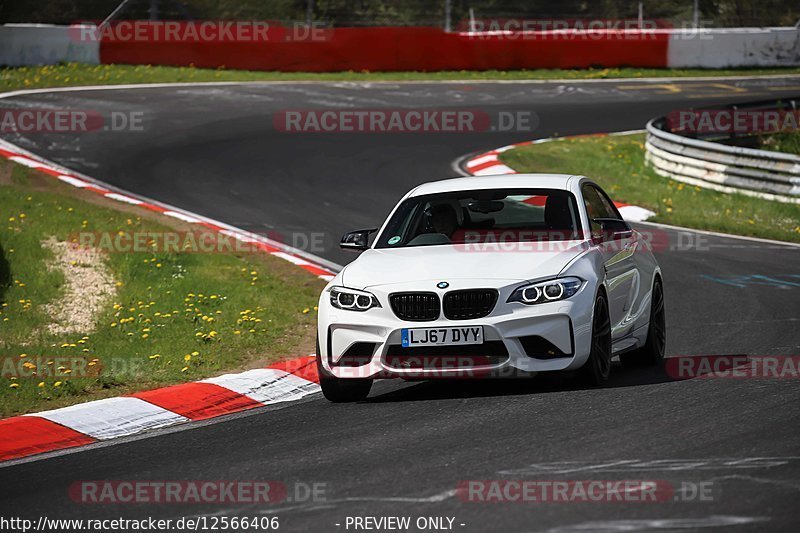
[644,105,800,203]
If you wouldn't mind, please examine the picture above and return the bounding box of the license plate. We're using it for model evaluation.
[401,326,484,347]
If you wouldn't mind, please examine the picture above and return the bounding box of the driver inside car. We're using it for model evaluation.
[429,203,460,239]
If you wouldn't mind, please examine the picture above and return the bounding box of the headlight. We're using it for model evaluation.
[507,277,583,305]
[329,286,381,312]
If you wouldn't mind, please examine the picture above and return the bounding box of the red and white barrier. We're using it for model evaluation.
[95,25,800,71]
[5,23,798,70]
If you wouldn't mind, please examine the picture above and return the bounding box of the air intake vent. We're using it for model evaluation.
[519,336,571,359]
[390,292,440,321]
[443,289,498,320]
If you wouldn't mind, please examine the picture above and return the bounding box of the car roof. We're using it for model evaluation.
[408,174,579,197]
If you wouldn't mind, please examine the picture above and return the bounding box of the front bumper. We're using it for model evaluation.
[317,279,596,379]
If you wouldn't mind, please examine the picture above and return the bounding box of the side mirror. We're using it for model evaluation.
[340,228,377,251]
[592,218,632,243]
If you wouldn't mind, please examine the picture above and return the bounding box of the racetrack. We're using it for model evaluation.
[1,76,799,532]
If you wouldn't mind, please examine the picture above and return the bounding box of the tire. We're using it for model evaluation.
[620,277,666,367]
[316,338,372,403]
[579,292,612,386]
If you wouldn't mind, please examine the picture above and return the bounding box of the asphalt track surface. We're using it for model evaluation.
[1,77,800,532]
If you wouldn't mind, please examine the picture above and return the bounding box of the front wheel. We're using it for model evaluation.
[578,292,612,386]
[620,277,666,367]
[316,339,372,403]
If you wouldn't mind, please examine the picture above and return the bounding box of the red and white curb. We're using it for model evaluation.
[0,356,320,462]
[0,140,340,281]
[461,132,657,223]
[0,133,340,463]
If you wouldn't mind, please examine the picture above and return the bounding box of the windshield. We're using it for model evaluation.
[375,188,582,248]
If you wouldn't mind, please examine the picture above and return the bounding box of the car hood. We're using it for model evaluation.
[341,241,589,289]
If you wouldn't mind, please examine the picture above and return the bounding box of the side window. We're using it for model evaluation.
[595,186,623,221]
[582,184,619,221]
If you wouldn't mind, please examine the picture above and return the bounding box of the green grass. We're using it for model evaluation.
[1,63,798,92]
[758,130,800,156]
[0,160,324,417]
[500,133,800,242]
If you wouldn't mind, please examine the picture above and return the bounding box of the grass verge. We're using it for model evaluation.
[1,64,798,92]
[499,133,800,242]
[758,131,800,156]
[0,158,325,417]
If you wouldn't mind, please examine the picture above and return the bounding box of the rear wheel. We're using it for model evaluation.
[316,338,372,403]
[620,278,666,367]
[579,292,612,386]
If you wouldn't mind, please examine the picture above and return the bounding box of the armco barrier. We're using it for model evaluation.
[0,24,99,66]
[645,117,800,203]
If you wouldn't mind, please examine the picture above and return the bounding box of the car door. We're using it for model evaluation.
[581,183,639,339]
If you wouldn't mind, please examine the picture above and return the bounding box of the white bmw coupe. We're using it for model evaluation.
[316,174,665,402]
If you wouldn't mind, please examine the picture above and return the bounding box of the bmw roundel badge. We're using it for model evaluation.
[437,281,450,289]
